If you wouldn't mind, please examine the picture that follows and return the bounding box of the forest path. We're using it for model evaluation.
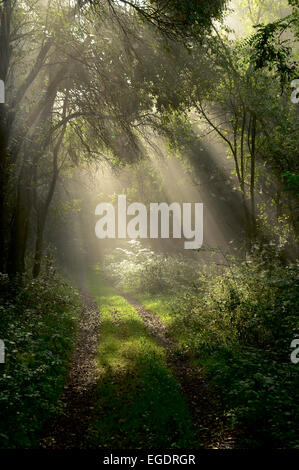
[122,294,238,449]
[40,271,237,449]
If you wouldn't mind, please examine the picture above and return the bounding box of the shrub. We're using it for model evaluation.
[170,260,299,448]
[0,273,81,448]
[100,245,299,448]
[101,240,200,295]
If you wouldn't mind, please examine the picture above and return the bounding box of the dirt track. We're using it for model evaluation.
[40,292,101,449]
[123,293,239,449]
[40,287,239,449]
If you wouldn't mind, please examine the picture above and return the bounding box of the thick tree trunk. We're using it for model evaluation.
[0,111,8,273]
[0,1,12,273]
[7,165,33,277]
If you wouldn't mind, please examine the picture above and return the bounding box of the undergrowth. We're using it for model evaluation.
[101,242,299,448]
[0,272,81,448]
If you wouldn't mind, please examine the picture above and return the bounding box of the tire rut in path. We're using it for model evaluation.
[122,293,239,450]
[40,291,101,449]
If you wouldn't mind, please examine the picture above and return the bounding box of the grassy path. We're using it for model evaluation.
[85,270,197,449]
[41,270,236,449]
[122,293,237,449]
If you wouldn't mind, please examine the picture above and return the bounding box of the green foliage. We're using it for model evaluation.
[101,235,299,448]
[282,172,299,223]
[172,261,298,351]
[102,246,299,447]
[109,0,228,39]
[205,347,298,447]
[169,259,299,448]
[248,12,298,87]
[0,273,81,448]
[283,172,299,198]
[100,240,200,295]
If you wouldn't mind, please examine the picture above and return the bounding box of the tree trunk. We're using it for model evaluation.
[0,110,8,273]
[32,108,67,277]
[250,114,257,240]
[32,216,46,278]
[7,165,33,277]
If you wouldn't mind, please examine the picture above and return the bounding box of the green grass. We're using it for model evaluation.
[86,269,197,449]
[134,293,174,327]
[134,293,194,352]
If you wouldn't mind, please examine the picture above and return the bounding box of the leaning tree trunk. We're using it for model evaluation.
[32,106,67,278]
[32,161,60,278]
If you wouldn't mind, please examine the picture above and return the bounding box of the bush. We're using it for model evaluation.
[100,245,299,448]
[0,273,81,448]
[170,260,299,448]
[205,347,299,448]
[100,240,200,295]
